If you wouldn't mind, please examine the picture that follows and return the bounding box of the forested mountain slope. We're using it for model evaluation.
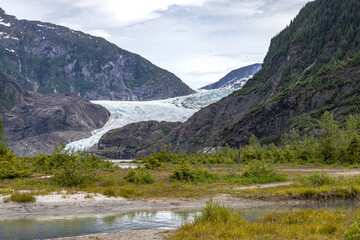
[163,0,360,152]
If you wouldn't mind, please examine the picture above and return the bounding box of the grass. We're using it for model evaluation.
[170,202,356,240]
[3,191,36,203]
[1,161,360,201]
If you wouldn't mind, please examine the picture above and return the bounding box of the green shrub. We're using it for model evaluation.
[240,161,287,184]
[170,161,218,183]
[124,169,156,184]
[296,172,336,187]
[344,216,360,240]
[51,159,98,187]
[4,192,36,203]
[143,155,163,169]
[0,151,32,179]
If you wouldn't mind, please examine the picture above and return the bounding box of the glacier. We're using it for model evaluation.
[65,88,234,151]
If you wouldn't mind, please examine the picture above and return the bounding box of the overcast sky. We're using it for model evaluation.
[0,0,310,89]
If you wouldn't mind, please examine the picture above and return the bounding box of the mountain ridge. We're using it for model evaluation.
[201,63,262,90]
[0,8,194,100]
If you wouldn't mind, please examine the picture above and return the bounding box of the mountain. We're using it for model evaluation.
[0,8,194,100]
[160,0,360,152]
[0,71,110,156]
[201,64,262,90]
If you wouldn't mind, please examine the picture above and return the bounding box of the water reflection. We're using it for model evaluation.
[0,211,197,240]
[0,201,358,240]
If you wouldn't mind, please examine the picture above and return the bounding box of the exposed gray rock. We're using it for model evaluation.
[95,121,180,159]
[0,71,110,156]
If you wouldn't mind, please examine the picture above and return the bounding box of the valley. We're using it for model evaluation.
[1,0,360,239]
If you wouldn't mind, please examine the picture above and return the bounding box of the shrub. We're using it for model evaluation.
[4,192,36,203]
[344,216,360,240]
[240,161,287,184]
[124,169,156,184]
[143,156,163,169]
[0,151,32,179]
[170,161,218,183]
[51,160,98,187]
[296,172,336,187]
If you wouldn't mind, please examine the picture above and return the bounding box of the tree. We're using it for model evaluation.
[319,112,339,163]
[345,136,360,164]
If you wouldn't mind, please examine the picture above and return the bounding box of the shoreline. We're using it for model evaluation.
[0,192,307,220]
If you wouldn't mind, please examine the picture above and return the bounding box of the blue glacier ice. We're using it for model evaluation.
[65,89,234,151]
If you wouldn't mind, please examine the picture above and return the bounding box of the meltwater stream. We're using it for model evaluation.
[65,89,233,151]
[1,201,359,240]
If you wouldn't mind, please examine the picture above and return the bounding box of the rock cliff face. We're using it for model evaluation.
[201,64,262,90]
[0,71,110,156]
[0,8,194,100]
[160,0,360,152]
[95,121,180,159]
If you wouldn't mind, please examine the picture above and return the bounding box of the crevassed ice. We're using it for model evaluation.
[65,89,233,151]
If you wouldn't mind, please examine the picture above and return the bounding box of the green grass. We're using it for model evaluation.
[170,202,355,240]
[4,192,36,203]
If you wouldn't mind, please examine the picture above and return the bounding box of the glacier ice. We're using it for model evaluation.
[65,88,234,151]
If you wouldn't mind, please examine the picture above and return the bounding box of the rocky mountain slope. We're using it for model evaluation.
[161,0,360,152]
[201,63,262,90]
[0,8,194,100]
[95,121,180,159]
[0,71,110,156]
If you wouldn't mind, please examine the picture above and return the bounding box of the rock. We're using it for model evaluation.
[0,71,110,156]
[201,64,262,90]
[0,8,194,101]
[95,121,180,159]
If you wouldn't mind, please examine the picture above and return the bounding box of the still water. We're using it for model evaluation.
[0,201,358,240]
[109,159,138,169]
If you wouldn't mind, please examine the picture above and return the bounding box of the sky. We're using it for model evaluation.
[0,0,311,89]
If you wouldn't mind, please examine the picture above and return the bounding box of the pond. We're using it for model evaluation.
[109,159,138,169]
[0,201,358,240]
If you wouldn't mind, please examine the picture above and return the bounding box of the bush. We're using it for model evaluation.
[170,161,218,183]
[143,156,163,169]
[51,159,98,187]
[4,192,36,203]
[240,161,287,184]
[296,172,336,187]
[124,169,156,184]
[0,151,32,179]
[344,216,360,240]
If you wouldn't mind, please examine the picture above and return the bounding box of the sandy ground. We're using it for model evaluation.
[60,229,175,240]
[0,191,294,220]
